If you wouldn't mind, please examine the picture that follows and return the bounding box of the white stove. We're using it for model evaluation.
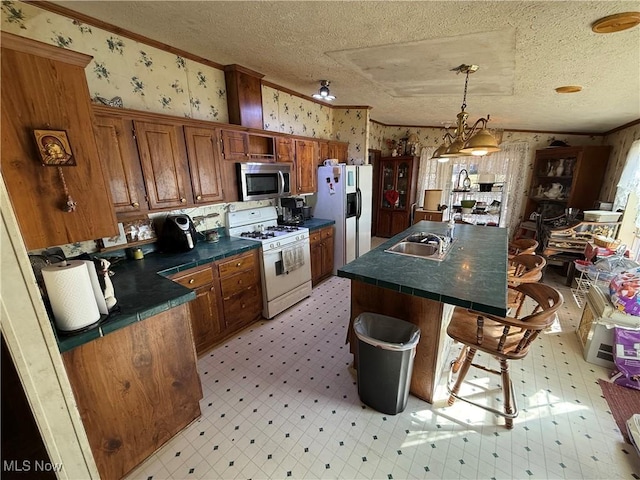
[227,206,312,319]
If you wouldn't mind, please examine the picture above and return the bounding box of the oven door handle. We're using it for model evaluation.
[278,170,286,196]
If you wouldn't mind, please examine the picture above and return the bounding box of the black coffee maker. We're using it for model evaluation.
[280,197,304,225]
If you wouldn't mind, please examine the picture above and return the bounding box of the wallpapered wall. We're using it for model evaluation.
[371,121,640,211]
[2,1,637,255]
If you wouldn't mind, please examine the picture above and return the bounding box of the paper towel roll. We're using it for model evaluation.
[42,260,100,331]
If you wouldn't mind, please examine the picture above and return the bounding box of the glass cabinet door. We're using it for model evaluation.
[396,161,409,210]
[381,161,397,208]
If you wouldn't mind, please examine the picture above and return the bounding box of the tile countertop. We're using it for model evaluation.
[54,237,261,353]
[301,217,335,231]
[337,221,509,317]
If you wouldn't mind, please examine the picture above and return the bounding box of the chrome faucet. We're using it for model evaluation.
[420,233,450,255]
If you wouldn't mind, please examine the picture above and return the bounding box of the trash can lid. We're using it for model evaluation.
[354,313,420,351]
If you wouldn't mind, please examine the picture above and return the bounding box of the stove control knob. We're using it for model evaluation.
[269,243,274,249]
[277,242,281,248]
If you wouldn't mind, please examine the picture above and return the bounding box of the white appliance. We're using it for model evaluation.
[314,164,373,274]
[577,285,640,368]
[227,206,312,319]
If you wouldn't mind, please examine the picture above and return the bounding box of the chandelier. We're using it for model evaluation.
[432,64,501,162]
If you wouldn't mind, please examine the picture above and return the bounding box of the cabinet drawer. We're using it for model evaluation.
[223,285,262,323]
[221,269,259,298]
[310,231,322,243]
[321,227,333,239]
[170,266,214,289]
[218,251,257,277]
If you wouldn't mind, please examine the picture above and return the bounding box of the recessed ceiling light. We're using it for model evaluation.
[555,85,583,94]
[592,12,640,34]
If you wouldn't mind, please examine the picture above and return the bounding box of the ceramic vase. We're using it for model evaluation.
[556,159,565,176]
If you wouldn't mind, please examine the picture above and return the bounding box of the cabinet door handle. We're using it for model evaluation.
[189,279,195,284]
[246,153,250,157]
[237,262,242,267]
[196,195,202,201]
[180,198,187,203]
[241,303,246,309]
[237,279,243,285]
[132,202,139,208]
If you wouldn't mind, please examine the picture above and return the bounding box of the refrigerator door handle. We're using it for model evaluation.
[356,188,362,219]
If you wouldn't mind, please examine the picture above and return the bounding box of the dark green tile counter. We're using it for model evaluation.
[302,218,335,231]
[55,237,261,353]
[337,221,508,316]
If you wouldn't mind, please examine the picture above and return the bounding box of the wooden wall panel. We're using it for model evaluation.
[1,33,117,250]
[62,304,202,480]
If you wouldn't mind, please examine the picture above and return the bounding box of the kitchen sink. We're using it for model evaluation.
[384,232,457,261]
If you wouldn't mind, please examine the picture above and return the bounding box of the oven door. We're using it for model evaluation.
[237,163,291,201]
[261,240,311,301]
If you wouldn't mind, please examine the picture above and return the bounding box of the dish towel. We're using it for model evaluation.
[282,245,305,273]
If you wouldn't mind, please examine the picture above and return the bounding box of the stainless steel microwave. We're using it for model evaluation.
[236,163,291,201]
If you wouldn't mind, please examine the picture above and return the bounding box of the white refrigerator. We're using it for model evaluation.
[314,164,373,274]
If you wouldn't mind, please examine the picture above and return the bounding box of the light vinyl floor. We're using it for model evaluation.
[126,270,640,479]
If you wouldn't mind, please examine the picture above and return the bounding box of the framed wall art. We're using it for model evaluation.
[33,129,76,166]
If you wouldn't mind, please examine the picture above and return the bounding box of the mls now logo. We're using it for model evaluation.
[3,460,63,472]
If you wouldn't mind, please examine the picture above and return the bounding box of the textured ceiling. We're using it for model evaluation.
[51,1,640,133]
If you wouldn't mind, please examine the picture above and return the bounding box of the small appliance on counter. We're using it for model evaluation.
[160,214,197,252]
[280,197,305,225]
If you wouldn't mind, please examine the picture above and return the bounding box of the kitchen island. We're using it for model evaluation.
[337,221,508,403]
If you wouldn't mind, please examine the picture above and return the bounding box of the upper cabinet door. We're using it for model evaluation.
[94,115,148,215]
[276,136,294,163]
[220,129,249,160]
[1,33,118,250]
[295,140,318,194]
[134,120,193,210]
[184,126,224,204]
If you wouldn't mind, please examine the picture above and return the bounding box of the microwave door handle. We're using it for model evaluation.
[278,170,285,196]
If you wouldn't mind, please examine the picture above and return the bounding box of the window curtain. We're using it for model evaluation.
[415,142,529,236]
[613,139,640,229]
[415,146,450,209]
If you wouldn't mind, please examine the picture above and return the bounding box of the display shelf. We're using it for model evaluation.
[449,189,505,226]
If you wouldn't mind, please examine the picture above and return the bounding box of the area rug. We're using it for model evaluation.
[599,379,640,443]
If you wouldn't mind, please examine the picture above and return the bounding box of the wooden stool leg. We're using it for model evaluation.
[448,347,477,406]
[451,345,469,373]
[500,359,514,429]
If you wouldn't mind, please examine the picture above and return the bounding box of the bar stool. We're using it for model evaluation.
[508,238,539,258]
[447,283,563,429]
[508,254,546,317]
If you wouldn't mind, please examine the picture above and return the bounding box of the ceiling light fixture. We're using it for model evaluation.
[592,12,640,34]
[312,80,335,101]
[431,64,501,162]
[555,85,583,94]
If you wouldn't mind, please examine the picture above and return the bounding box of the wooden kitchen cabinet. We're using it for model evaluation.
[524,145,611,220]
[217,249,262,330]
[413,209,443,223]
[375,155,419,237]
[276,136,295,163]
[183,126,225,204]
[62,303,202,480]
[93,114,148,216]
[170,264,223,355]
[134,119,194,210]
[310,226,334,286]
[1,33,118,250]
[220,129,275,161]
[294,139,319,194]
[319,140,349,164]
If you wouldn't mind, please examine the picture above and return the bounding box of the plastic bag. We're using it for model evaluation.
[611,327,640,391]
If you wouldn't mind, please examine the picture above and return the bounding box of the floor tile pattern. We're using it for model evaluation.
[126,270,640,479]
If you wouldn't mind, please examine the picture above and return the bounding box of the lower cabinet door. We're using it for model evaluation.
[190,284,223,354]
[223,284,262,327]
